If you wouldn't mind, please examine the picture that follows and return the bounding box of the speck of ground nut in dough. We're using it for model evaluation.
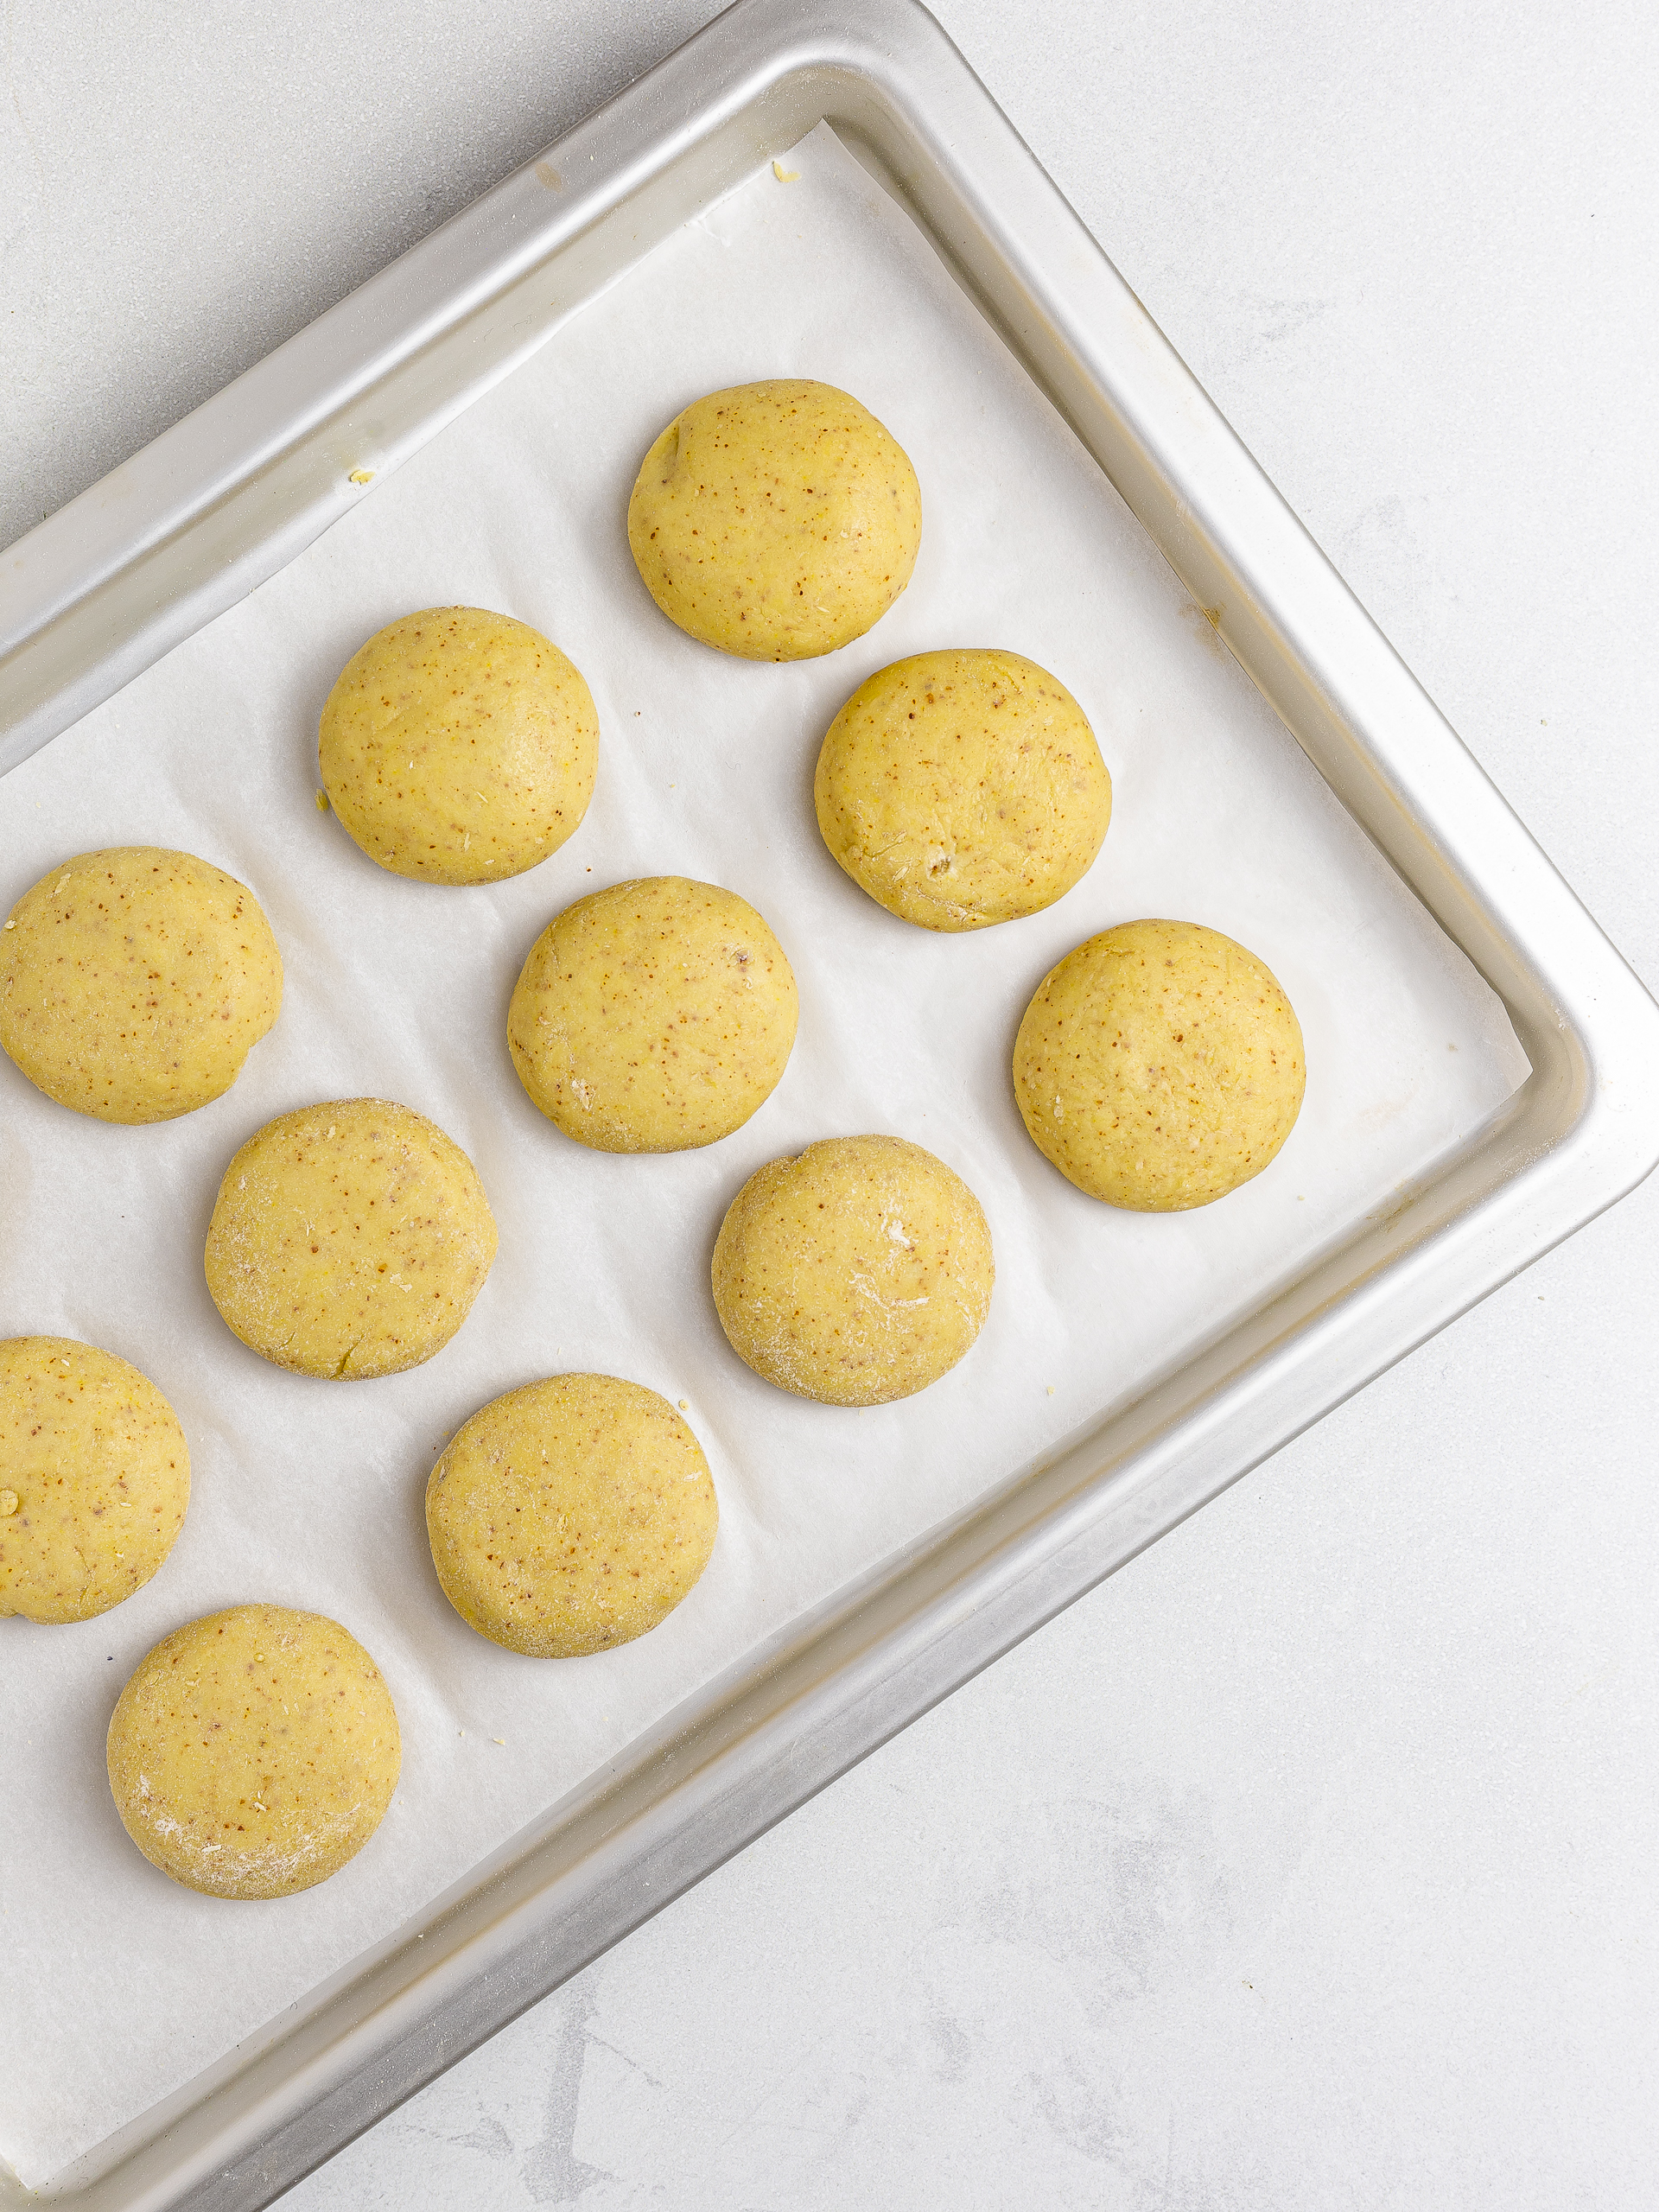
[626,379,921,661]
[0,1336,190,1624]
[0,846,283,1123]
[426,1374,719,1657]
[711,1135,994,1406]
[1012,917,1306,1209]
[318,607,599,886]
[508,875,798,1153]
[105,1604,400,1899]
[815,649,1112,930]
[203,1098,497,1378]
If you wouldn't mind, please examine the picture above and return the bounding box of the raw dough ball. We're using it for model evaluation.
[711,1135,994,1406]
[426,1374,719,1658]
[626,379,922,660]
[318,607,599,885]
[0,1338,189,1624]
[205,1098,498,1378]
[106,1604,400,1898]
[0,847,283,1123]
[815,649,1111,930]
[508,876,798,1153]
[1013,918,1306,1210]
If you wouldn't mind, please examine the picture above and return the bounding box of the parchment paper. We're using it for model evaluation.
[0,126,1528,2184]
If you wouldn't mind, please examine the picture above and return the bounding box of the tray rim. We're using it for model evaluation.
[5,0,1659,2204]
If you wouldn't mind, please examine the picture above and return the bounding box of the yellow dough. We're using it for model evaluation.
[508,876,798,1153]
[815,649,1111,931]
[626,379,922,660]
[106,1604,400,1898]
[318,607,599,885]
[1013,918,1306,1210]
[204,1098,498,1378]
[426,1374,719,1658]
[711,1135,994,1406]
[0,847,283,1123]
[0,1338,189,1624]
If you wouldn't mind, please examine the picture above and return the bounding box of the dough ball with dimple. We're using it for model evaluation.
[508,877,798,1153]
[816,650,1111,931]
[205,1099,498,1378]
[1013,918,1306,1210]
[712,1135,994,1406]
[106,1604,400,1898]
[627,380,922,660]
[427,1374,719,1658]
[0,847,283,1122]
[319,607,599,885]
[0,1338,189,1624]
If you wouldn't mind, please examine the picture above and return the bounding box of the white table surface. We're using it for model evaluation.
[5,3,1656,2205]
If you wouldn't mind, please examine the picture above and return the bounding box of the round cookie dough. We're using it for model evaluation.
[508,876,798,1153]
[0,847,283,1123]
[204,1098,498,1378]
[319,607,599,885]
[106,1604,400,1898]
[1013,918,1306,1210]
[711,1135,994,1407]
[815,650,1111,931]
[0,1338,190,1624]
[427,1374,719,1658]
[626,379,922,660]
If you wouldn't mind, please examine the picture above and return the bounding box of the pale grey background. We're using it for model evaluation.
[3,2,1656,2206]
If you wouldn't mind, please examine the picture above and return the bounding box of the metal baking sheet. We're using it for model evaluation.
[3,2,1656,2206]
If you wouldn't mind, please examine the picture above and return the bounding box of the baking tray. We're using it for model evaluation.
[3,0,1657,2204]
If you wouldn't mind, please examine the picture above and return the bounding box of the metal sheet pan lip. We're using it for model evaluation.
[4,0,1658,2205]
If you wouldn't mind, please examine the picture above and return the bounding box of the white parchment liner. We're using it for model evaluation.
[0,128,1528,2183]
